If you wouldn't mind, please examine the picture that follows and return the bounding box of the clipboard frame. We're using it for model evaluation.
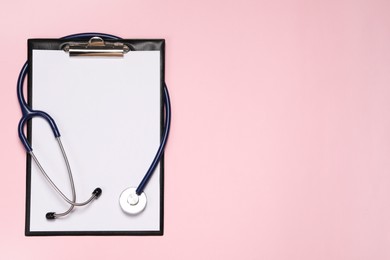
[25,38,166,236]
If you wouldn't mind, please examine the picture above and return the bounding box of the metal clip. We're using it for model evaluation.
[62,37,130,57]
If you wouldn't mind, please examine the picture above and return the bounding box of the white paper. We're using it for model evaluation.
[29,50,161,232]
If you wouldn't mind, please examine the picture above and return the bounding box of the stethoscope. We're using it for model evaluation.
[17,33,171,219]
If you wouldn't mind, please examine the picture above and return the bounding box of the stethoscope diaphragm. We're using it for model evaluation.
[119,187,147,215]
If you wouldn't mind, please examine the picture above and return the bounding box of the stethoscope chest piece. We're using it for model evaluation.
[120,187,147,215]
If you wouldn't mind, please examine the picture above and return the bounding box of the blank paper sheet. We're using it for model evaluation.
[29,49,161,232]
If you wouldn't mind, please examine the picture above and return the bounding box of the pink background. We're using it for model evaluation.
[1,0,390,259]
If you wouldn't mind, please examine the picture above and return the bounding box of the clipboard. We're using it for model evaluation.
[25,36,166,236]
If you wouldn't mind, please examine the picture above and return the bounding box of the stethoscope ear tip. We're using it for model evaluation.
[46,212,56,220]
[93,188,102,199]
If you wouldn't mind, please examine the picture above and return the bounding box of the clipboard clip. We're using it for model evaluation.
[62,37,130,57]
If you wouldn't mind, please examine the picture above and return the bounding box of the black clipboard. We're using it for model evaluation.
[25,37,165,236]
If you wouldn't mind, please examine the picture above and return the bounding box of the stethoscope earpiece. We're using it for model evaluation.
[46,212,56,220]
[93,188,103,198]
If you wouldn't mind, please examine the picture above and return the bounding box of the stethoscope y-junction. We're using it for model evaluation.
[17,33,171,219]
